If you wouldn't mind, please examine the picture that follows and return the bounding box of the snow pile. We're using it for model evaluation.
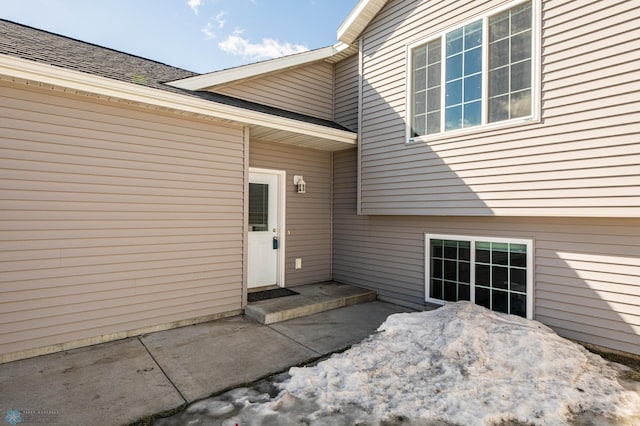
[277,302,640,425]
[158,302,640,425]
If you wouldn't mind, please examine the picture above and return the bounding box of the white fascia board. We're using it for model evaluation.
[166,43,351,91]
[337,0,387,45]
[0,54,357,145]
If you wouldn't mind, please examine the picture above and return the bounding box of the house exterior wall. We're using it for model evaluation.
[0,81,245,362]
[334,148,640,355]
[213,62,335,121]
[249,139,332,286]
[334,54,359,132]
[358,0,640,216]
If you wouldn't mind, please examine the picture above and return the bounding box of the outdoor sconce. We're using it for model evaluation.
[293,175,306,193]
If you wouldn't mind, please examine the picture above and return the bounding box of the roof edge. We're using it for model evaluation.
[165,42,353,91]
[0,54,357,145]
[337,0,388,45]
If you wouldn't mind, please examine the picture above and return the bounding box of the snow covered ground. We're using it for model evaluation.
[156,302,640,425]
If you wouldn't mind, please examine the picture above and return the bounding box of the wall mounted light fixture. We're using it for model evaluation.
[293,175,306,193]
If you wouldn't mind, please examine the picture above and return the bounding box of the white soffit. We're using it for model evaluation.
[166,42,356,92]
[338,0,388,45]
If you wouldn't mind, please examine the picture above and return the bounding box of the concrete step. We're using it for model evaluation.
[244,281,377,325]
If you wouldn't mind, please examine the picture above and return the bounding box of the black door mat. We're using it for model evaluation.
[248,288,299,303]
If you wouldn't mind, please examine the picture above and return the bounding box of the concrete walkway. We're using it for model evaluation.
[0,301,409,425]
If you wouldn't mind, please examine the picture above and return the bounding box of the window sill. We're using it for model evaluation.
[405,115,541,146]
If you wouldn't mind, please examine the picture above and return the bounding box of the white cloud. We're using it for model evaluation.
[214,11,226,29]
[201,22,216,40]
[188,0,203,15]
[200,11,226,41]
[218,29,309,61]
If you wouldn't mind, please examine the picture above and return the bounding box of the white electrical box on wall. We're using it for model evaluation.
[295,258,302,269]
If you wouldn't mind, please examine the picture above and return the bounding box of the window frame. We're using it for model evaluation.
[425,233,534,319]
[406,0,540,143]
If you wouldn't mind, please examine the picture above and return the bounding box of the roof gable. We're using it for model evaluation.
[0,19,356,151]
[166,42,357,92]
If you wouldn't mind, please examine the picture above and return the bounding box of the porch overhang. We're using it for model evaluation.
[0,54,357,152]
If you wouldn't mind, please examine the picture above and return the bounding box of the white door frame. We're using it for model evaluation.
[248,167,286,288]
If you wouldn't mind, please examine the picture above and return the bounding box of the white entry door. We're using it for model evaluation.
[248,169,283,288]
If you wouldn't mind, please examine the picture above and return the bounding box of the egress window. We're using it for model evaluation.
[426,234,533,319]
[409,0,535,139]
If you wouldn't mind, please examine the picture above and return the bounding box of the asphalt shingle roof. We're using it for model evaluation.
[0,19,350,131]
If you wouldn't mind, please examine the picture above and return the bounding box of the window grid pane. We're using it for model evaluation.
[444,20,483,131]
[488,1,532,123]
[248,183,268,232]
[474,241,527,317]
[429,237,529,319]
[411,39,442,137]
[429,239,471,302]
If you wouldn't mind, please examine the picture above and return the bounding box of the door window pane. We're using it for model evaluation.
[249,183,268,232]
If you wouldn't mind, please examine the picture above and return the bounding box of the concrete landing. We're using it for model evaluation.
[244,281,377,325]
[0,300,411,425]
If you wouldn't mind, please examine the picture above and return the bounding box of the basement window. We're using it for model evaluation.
[425,234,533,319]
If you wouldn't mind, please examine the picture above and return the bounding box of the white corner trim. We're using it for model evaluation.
[0,54,357,145]
[165,43,351,91]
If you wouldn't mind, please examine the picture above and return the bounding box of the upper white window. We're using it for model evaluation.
[408,0,536,140]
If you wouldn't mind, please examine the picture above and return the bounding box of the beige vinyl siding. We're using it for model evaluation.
[249,140,331,286]
[358,0,640,216]
[0,81,245,360]
[213,62,335,121]
[334,54,359,132]
[334,148,640,355]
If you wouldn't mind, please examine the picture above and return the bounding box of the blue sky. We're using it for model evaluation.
[2,0,359,73]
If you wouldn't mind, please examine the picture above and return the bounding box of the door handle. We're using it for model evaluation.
[273,237,279,250]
